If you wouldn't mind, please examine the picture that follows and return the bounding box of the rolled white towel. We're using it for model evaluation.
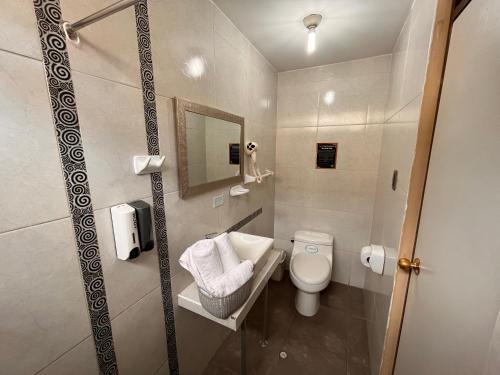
[179,239,224,291]
[214,232,240,272]
[207,260,253,298]
[179,243,205,290]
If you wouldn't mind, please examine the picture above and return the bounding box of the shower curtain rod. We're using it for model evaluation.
[62,0,140,42]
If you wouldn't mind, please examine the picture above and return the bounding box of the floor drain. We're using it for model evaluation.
[279,351,287,359]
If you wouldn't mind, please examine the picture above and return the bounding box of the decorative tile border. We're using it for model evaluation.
[33,1,262,374]
[32,1,118,374]
[226,208,263,233]
[134,2,179,374]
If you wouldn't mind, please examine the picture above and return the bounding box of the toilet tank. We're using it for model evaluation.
[292,230,334,257]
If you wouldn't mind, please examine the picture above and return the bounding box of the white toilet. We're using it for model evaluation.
[289,230,333,317]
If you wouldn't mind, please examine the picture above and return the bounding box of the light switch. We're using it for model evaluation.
[213,193,224,208]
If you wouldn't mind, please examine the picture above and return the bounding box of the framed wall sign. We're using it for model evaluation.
[316,142,338,169]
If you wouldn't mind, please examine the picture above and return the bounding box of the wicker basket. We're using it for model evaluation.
[198,277,253,319]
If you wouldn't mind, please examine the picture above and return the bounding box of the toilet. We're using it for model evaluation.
[289,230,333,317]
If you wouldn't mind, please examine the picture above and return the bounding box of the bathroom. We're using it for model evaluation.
[1,0,499,374]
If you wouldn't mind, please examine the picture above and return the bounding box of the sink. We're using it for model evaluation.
[228,231,274,276]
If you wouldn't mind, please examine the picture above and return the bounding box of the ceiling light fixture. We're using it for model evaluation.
[303,14,322,55]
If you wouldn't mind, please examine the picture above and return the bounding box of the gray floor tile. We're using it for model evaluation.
[347,317,370,368]
[321,281,352,312]
[203,275,370,375]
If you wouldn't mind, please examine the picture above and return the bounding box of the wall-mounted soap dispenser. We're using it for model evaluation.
[128,200,154,251]
[111,204,141,260]
[111,201,154,260]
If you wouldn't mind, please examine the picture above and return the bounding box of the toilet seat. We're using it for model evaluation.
[290,253,331,288]
[290,230,334,316]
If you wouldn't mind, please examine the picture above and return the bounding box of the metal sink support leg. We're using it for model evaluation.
[260,282,269,348]
[241,281,270,374]
[241,319,247,375]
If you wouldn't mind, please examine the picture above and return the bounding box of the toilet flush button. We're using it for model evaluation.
[305,245,319,254]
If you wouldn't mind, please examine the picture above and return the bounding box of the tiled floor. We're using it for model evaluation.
[202,273,370,375]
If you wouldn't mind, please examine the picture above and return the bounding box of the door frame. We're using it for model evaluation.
[379,0,457,373]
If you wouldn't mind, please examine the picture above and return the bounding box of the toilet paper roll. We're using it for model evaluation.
[360,246,372,268]
[369,245,385,275]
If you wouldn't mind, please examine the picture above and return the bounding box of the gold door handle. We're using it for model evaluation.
[398,258,421,275]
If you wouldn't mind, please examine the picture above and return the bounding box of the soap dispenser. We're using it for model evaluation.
[110,204,141,260]
[128,200,154,251]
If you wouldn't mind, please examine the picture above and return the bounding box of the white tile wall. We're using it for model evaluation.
[214,32,249,116]
[277,81,320,128]
[149,2,278,373]
[112,287,167,375]
[0,219,93,374]
[72,72,152,210]
[149,0,216,106]
[1,1,277,374]
[0,50,69,233]
[0,0,41,59]
[365,1,438,373]
[170,271,229,375]
[332,250,352,285]
[95,203,161,319]
[247,47,277,126]
[37,336,100,375]
[274,55,392,288]
[61,0,142,88]
[154,360,170,375]
[349,253,367,288]
[157,96,180,194]
[316,124,383,172]
[275,202,373,254]
[0,6,97,374]
[2,0,426,371]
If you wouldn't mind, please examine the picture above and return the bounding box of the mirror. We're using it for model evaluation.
[174,98,244,198]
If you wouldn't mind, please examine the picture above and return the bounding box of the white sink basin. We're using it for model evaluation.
[228,231,274,276]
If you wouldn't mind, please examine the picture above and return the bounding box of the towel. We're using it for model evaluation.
[214,232,241,272]
[179,238,253,298]
[209,260,254,297]
[179,239,223,292]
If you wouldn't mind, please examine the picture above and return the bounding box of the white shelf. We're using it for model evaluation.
[177,249,282,331]
[230,184,250,197]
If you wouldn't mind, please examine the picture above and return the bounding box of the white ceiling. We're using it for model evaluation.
[213,0,413,72]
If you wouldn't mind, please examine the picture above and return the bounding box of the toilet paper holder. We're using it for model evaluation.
[360,244,385,275]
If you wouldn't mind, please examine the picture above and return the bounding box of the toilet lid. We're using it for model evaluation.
[291,253,331,285]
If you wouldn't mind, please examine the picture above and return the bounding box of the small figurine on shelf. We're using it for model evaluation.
[245,141,263,183]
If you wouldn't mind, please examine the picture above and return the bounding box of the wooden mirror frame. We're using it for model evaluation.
[174,97,245,199]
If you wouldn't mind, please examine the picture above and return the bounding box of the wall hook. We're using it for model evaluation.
[134,155,165,175]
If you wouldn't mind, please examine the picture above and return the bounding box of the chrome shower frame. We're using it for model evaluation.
[61,0,141,44]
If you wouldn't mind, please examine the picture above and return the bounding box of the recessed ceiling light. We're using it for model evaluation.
[303,14,322,55]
